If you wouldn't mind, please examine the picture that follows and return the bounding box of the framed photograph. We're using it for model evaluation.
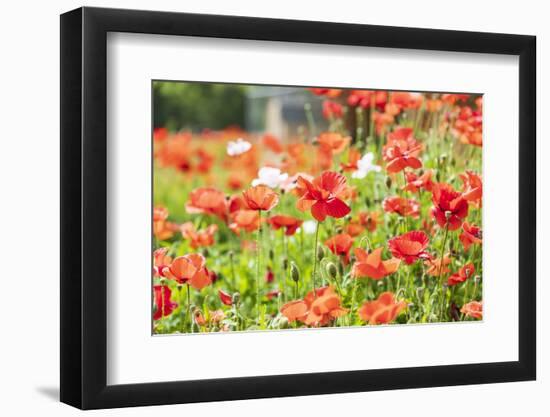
[60,6,536,410]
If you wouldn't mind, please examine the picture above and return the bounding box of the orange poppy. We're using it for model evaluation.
[169,253,212,290]
[382,196,420,218]
[153,285,178,321]
[382,127,423,173]
[228,209,261,235]
[344,220,365,237]
[352,247,401,280]
[180,222,218,249]
[358,211,382,232]
[431,182,469,230]
[280,300,309,323]
[317,132,351,155]
[227,172,245,190]
[459,222,482,251]
[388,230,430,264]
[347,90,387,109]
[390,91,423,110]
[281,287,347,326]
[153,206,178,241]
[153,248,172,278]
[153,127,169,143]
[358,292,407,325]
[460,171,482,207]
[448,263,475,286]
[324,233,354,264]
[262,133,284,153]
[295,171,351,222]
[461,301,483,319]
[452,105,482,147]
[340,148,361,172]
[155,132,193,172]
[242,185,279,211]
[425,99,443,112]
[186,187,228,220]
[424,254,452,277]
[403,169,434,193]
[267,215,303,236]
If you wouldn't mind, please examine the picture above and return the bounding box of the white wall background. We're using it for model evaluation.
[0,0,544,415]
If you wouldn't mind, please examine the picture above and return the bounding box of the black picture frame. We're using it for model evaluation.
[60,6,536,410]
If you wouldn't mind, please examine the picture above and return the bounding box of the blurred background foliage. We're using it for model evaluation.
[153,81,247,131]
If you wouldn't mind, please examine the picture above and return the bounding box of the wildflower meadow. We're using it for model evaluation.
[152,83,483,334]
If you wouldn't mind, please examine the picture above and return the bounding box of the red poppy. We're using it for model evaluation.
[169,253,212,290]
[459,222,482,251]
[358,292,407,325]
[153,127,169,143]
[295,171,351,222]
[194,148,215,174]
[448,263,475,286]
[267,215,303,236]
[352,247,400,280]
[153,285,178,320]
[388,230,430,264]
[461,301,483,319]
[382,196,420,218]
[431,183,469,230]
[265,268,274,283]
[242,185,279,211]
[218,289,233,306]
[324,233,354,264]
[308,88,342,98]
[155,132,193,172]
[186,187,228,220]
[347,90,387,109]
[452,105,482,147]
[228,209,261,235]
[322,100,344,119]
[180,222,218,249]
[460,171,482,207]
[403,169,434,193]
[280,300,308,323]
[382,127,423,173]
[266,289,281,301]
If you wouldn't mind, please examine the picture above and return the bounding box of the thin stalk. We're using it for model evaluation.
[437,223,450,320]
[256,210,263,320]
[312,221,321,295]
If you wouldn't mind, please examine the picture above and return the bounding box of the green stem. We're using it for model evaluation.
[256,210,263,320]
[312,221,321,295]
[438,223,450,321]
[186,283,191,333]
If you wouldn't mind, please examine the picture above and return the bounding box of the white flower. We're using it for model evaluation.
[351,152,381,179]
[227,138,252,156]
[251,167,288,189]
[301,220,317,234]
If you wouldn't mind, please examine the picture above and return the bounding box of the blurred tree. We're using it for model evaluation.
[153,81,246,131]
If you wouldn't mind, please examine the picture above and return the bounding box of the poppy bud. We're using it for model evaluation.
[269,248,275,261]
[338,261,344,276]
[316,244,325,261]
[436,171,441,182]
[364,197,371,207]
[385,176,392,189]
[439,154,447,166]
[326,262,338,280]
[290,262,300,282]
[474,275,481,284]
[232,292,240,305]
[202,248,210,257]
[282,257,289,270]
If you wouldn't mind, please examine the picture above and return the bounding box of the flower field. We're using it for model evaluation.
[152,85,483,334]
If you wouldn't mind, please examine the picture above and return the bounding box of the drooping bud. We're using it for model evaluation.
[290,262,300,282]
[316,244,325,262]
[385,176,393,189]
[326,262,338,280]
